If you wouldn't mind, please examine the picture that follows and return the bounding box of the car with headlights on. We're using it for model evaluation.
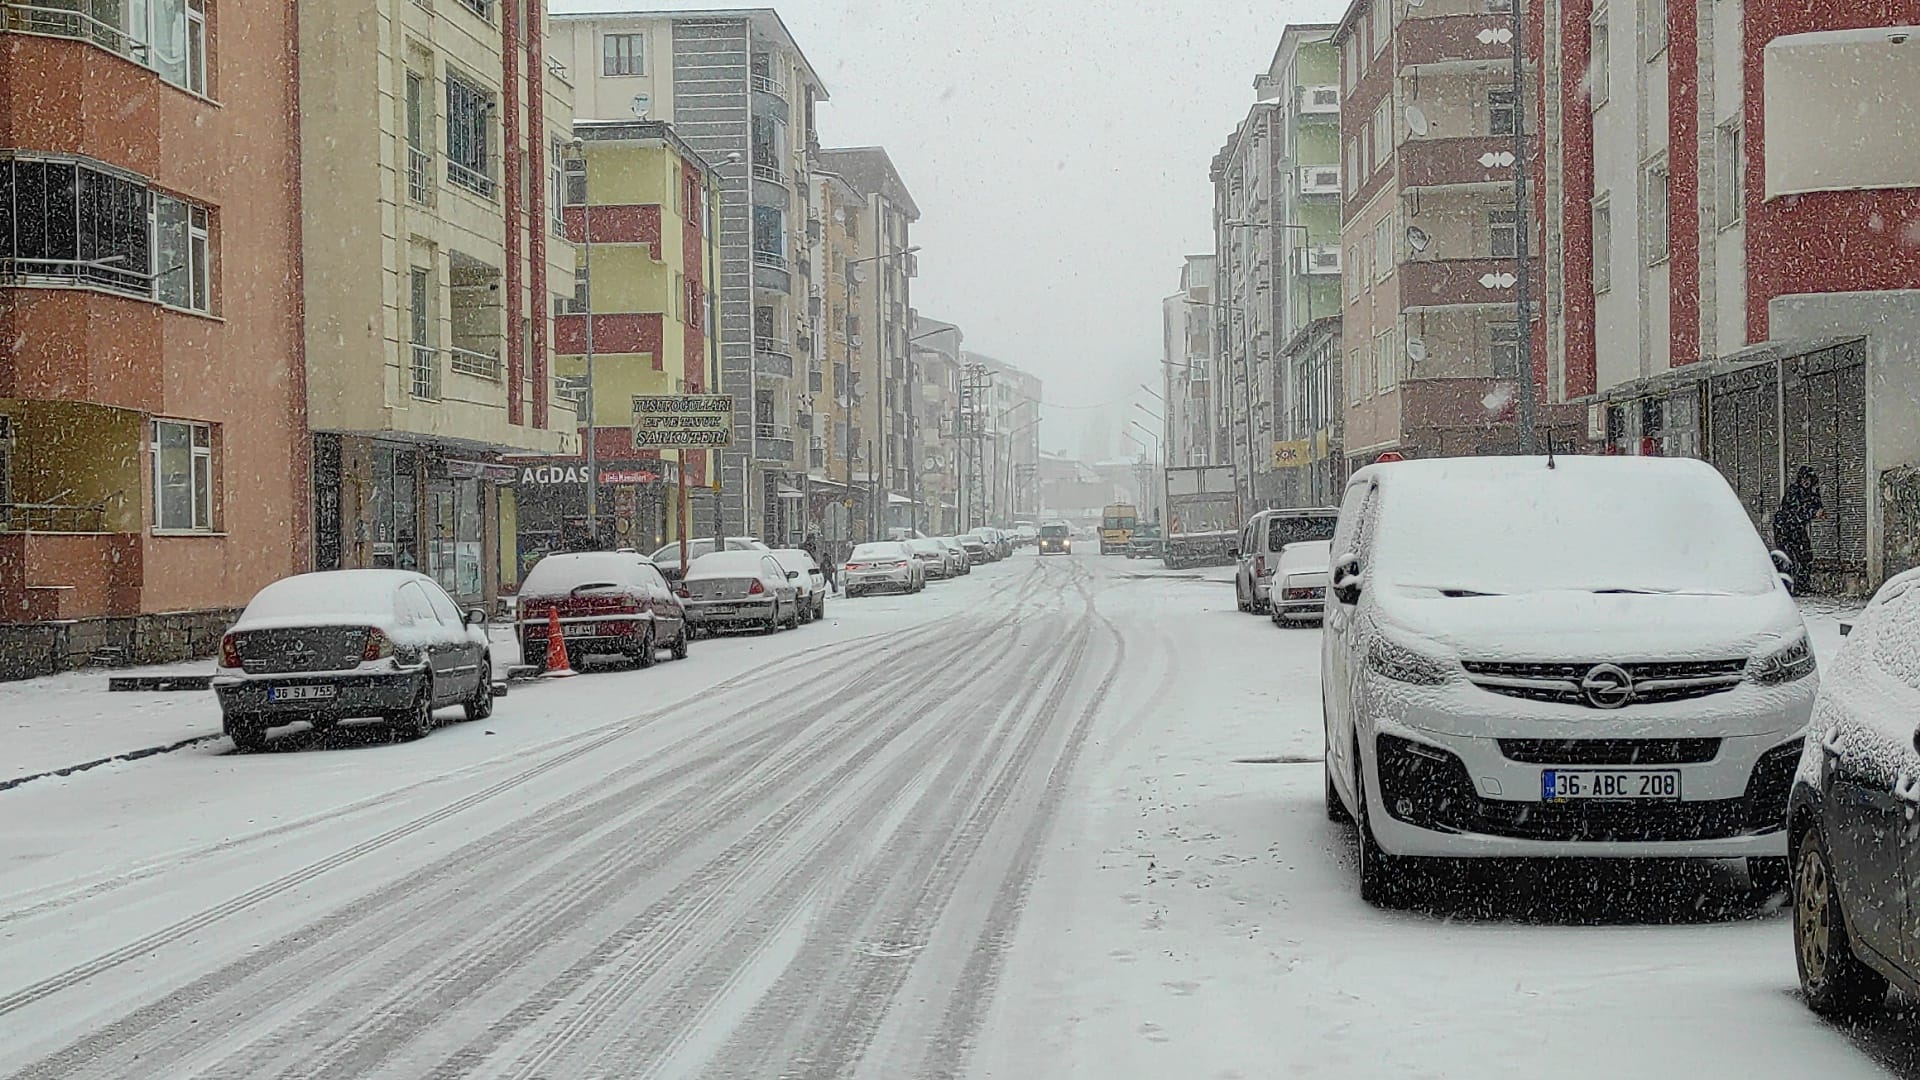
[213,570,494,750]
[1269,540,1332,624]
[1321,456,1815,907]
[907,537,955,581]
[769,547,828,622]
[844,541,924,596]
[677,551,801,633]
[1038,522,1071,555]
[515,551,689,671]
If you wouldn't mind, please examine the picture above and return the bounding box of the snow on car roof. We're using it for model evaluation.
[1276,539,1333,572]
[520,552,647,594]
[686,550,774,577]
[238,569,419,624]
[851,541,908,558]
[769,548,820,569]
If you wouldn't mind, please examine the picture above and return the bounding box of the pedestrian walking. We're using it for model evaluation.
[805,533,837,593]
[1772,466,1825,595]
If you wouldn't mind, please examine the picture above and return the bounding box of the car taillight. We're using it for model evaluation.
[893,560,909,569]
[846,562,865,571]
[1255,555,1267,578]
[675,586,690,599]
[219,633,241,668]
[363,627,394,661]
[1284,587,1326,601]
[749,579,765,595]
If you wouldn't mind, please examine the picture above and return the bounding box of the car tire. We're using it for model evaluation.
[226,714,268,752]
[392,684,435,742]
[764,604,781,634]
[1355,743,1415,909]
[848,586,862,598]
[785,604,802,630]
[632,623,657,668]
[1326,756,1353,824]
[1235,582,1250,613]
[670,623,691,660]
[1794,822,1888,1017]
[815,597,826,620]
[464,661,494,722]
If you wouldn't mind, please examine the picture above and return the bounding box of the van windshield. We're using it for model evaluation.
[1371,461,1778,597]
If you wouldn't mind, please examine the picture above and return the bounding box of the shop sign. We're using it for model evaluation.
[632,394,734,449]
[601,469,662,485]
[1272,438,1313,468]
[519,463,595,486]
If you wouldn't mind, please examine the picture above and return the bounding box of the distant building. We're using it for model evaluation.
[1162,255,1216,469]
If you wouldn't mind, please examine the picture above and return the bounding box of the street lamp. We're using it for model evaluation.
[1134,400,1164,423]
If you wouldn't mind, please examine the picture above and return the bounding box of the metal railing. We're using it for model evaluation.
[447,159,497,199]
[753,248,788,270]
[749,73,787,100]
[0,500,108,533]
[449,345,502,380]
[410,344,442,400]
[752,162,784,185]
[407,146,434,205]
[755,345,794,378]
[2,2,143,60]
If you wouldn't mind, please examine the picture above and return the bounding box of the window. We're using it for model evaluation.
[409,266,438,399]
[1373,213,1394,280]
[1715,118,1744,229]
[1361,120,1372,176]
[602,33,645,76]
[126,0,208,95]
[152,193,209,313]
[0,158,152,297]
[445,72,495,198]
[152,419,213,532]
[1643,158,1670,264]
[1485,0,1513,11]
[1488,87,1516,137]
[1640,0,1666,61]
[1349,347,1367,402]
[1589,8,1611,108]
[1370,0,1388,56]
[406,71,433,206]
[453,0,491,20]
[548,137,567,234]
[1371,98,1392,167]
[1491,322,1519,377]
[752,205,784,260]
[1592,194,1612,293]
[1489,208,1517,258]
[1373,327,1397,393]
[1345,137,1359,195]
[1343,35,1359,93]
[563,152,587,207]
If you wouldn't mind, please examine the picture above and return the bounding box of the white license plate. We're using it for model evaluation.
[562,624,597,637]
[705,606,736,615]
[1541,769,1681,801]
[268,684,337,702]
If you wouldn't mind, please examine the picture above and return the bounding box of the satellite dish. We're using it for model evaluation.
[1406,225,1432,252]
[631,92,651,119]
[1404,104,1430,136]
[1406,337,1428,363]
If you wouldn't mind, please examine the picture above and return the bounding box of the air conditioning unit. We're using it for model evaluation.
[1299,165,1342,194]
[1299,246,1342,275]
[1302,85,1341,113]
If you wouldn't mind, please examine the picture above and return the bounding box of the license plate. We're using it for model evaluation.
[1541,769,1681,801]
[562,624,597,637]
[268,684,337,702]
[705,606,735,615]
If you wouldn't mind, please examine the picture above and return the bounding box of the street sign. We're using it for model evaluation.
[632,394,733,449]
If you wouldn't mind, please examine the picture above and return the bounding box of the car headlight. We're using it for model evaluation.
[1749,631,1817,685]
[1365,635,1455,686]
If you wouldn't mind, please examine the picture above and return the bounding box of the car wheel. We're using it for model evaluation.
[632,623,658,668]
[464,661,494,722]
[764,604,781,634]
[670,622,691,660]
[1325,754,1353,824]
[226,714,268,752]
[1235,582,1250,612]
[848,586,862,598]
[1355,743,1415,909]
[786,603,802,630]
[815,597,826,620]
[392,684,435,742]
[1794,822,1888,1017]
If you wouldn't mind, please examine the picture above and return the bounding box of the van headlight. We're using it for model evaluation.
[1366,635,1455,686]
[1749,632,1816,685]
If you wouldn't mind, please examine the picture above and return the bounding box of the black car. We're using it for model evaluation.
[213,570,494,750]
[1789,569,1920,1017]
[1038,521,1072,555]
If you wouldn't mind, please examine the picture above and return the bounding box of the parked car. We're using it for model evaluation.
[213,570,494,750]
[1789,566,1920,1017]
[648,536,769,585]
[845,540,925,596]
[1127,523,1163,560]
[1233,508,1339,614]
[1322,456,1815,908]
[515,551,690,671]
[1038,521,1072,556]
[937,536,973,575]
[770,548,828,622]
[1269,540,1332,625]
[907,537,954,580]
[1014,523,1040,547]
[678,550,801,633]
[960,536,990,565]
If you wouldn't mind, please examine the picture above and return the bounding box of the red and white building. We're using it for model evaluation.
[1536,0,1920,592]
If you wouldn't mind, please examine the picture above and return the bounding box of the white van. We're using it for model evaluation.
[1232,508,1339,614]
[1320,456,1815,907]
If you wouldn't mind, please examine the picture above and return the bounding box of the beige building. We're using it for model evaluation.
[300,0,577,605]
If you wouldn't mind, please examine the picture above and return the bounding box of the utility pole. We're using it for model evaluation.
[570,138,600,548]
[1511,0,1539,453]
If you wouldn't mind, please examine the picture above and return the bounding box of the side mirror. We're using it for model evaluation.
[1771,549,1794,574]
[1779,574,1795,593]
[1331,552,1364,606]
[787,570,800,580]
[1227,548,1240,560]
[465,608,489,626]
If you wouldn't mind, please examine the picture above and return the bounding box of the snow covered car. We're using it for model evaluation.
[844,541,924,596]
[907,537,954,580]
[960,536,990,565]
[515,551,689,669]
[1269,540,1332,624]
[677,551,801,633]
[648,536,768,585]
[769,548,828,622]
[1234,507,1339,615]
[936,536,973,575]
[1038,521,1072,555]
[1321,456,1815,907]
[1788,567,1920,1018]
[213,570,494,750]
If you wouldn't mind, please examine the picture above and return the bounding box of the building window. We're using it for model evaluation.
[1373,214,1394,280]
[1361,120,1372,176]
[1485,0,1513,12]
[445,72,495,198]
[1589,8,1611,109]
[548,137,568,235]
[1640,0,1666,61]
[1491,322,1519,378]
[409,266,439,400]
[124,0,209,95]
[1489,208,1517,258]
[563,152,588,207]
[1592,194,1612,293]
[1371,98,1392,167]
[1349,347,1367,402]
[1489,87,1517,137]
[152,419,213,532]
[1643,158,1670,264]
[1345,137,1359,195]
[1715,118,1744,229]
[1373,327,1396,393]
[152,193,210,313]
[0,157,152,297]
[1370,0,1389,56]
[453,0,491,20]
[602,32,645,76]
[406,71,434,206]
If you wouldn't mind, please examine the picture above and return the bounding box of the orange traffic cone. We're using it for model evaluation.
[542,607,575,677]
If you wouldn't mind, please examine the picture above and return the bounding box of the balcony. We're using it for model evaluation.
[756,341,795,378]
[1397,14,1519,70]
[1298,165,1341,195]
[753,162,785,185]
[754,427,795,464]
[447,159,497,200]
[407,146,435,206]
[410,344,442,401]
[1298,247,1342,275]
[1300,85,1340,115]
[750,75,790,122]
[1399,257,1523,311]
[1401,135,1519,191]
[752,250,791,294]
[2,1,138,60]
[449,345,502,381]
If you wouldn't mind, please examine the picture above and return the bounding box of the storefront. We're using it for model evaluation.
[508,455,684,583]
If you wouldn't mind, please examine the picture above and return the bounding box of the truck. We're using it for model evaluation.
[1163,465,1240,569]
[1099,504,1138,555]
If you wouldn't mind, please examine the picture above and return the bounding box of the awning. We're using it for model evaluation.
[887,492,913,505]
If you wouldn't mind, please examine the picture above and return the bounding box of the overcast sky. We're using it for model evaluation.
[552,0,1346,457]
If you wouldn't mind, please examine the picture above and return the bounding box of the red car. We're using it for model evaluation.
[515,552,690,671]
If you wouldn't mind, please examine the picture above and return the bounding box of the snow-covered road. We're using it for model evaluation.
[0,553,1913,1078]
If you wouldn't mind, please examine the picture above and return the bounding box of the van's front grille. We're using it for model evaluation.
[1461,659,1748,707]
[1498,738,1722,765]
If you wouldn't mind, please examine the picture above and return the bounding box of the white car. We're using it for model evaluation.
[907,537,954,580]
[1234,507,1339,615]
[844,541,924,596]
[1321,456,1816,907]
[935,536,972,576]
[678,551,801,634]
[769,548,828,622]
[1269,540,1332,624]
[648,536,768,585]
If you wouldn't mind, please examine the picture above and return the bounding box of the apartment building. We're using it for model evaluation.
[909,314,964,535]
[552,8,826,543]
[811,168,863,544]
[1161,255,1216,468]
[0,2,307,676]
[815,147,918,535]
[507,120,723,569]
[1333,0,1583,470]
[1209,102,1278,505]
[965,352,1043,526]
[1538,0,1920,592]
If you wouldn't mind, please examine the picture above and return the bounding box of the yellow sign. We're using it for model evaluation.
[1272,438,1313,468]
[633,394,734,449]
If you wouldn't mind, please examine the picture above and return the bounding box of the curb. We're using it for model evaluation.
[0,733,225,795]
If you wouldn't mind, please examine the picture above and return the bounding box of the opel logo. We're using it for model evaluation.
[1580,664,1635,709]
